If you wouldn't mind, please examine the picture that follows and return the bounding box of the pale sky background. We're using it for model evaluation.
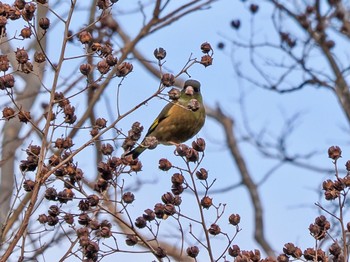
[2,0,349,261]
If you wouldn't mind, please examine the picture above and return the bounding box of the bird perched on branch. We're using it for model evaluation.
[126,79,205,159]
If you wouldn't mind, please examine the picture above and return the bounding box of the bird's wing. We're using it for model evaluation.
[145,102,174,137]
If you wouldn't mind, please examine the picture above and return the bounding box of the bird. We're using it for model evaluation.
[126,79,205,159]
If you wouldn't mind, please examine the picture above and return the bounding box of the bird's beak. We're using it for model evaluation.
[185,85,194,96]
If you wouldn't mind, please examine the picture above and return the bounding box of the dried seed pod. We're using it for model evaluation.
[208,223,221,235]
[95,118,107,129]
[48,205,60,217]
[101,143,114,155]
[154,47,166,60]
[159,158,172,171]
[0,55,9,72]
[200,54,213,67]
[143,209,155,221]
[100,44,113,57]
[228,213,241,225]
[228,245,240,257]
[97,59,110,74]
[161,192,175,204]
[2,107,15,120]
[87,194,99,206]
[115,62,133,77]
[168,88,180,100]
[15,47,29,64]
[201,196,212,209]
[38,214,49,224]
[328,145,341,160]
[34,51,46,63]
[91,42,102,52]
[200,42,212,54]
[39,17,50,30]
[64,214,74,224]
[125,234,138,246]
[18,110,31,123]
[106,54,118,66]
[79,63,92,75]
[161,73,175,87]
[122,191,135,204]
[171,173,184,185]
[78,213,91,225]
[2,74,15,88]
[47,215,59,226]
[78,31,92,44]
[45,187,57,201]
[187,98,201,111]
[134,216,147,228]
[23,179,35,192]
[20,27,31,38]
[186,148,199,162]
[192,138,206,152]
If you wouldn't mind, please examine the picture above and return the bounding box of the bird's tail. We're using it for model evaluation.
[125,146,146,159]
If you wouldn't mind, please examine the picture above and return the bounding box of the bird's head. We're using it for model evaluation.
[183,79,201,96]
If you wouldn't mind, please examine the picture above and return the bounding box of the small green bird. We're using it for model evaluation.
[127,79,205,159]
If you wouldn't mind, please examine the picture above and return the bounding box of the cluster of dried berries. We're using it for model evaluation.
[321,146,350,200]
[20,145,40,173]
[329,242,344,262]
[90,117,107,137]
[200,42,213,67]
[53,92,77,124]
[78,29,132,77]
[122,122,144,153]
[308,215,330,240]
[174,137,206,162]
